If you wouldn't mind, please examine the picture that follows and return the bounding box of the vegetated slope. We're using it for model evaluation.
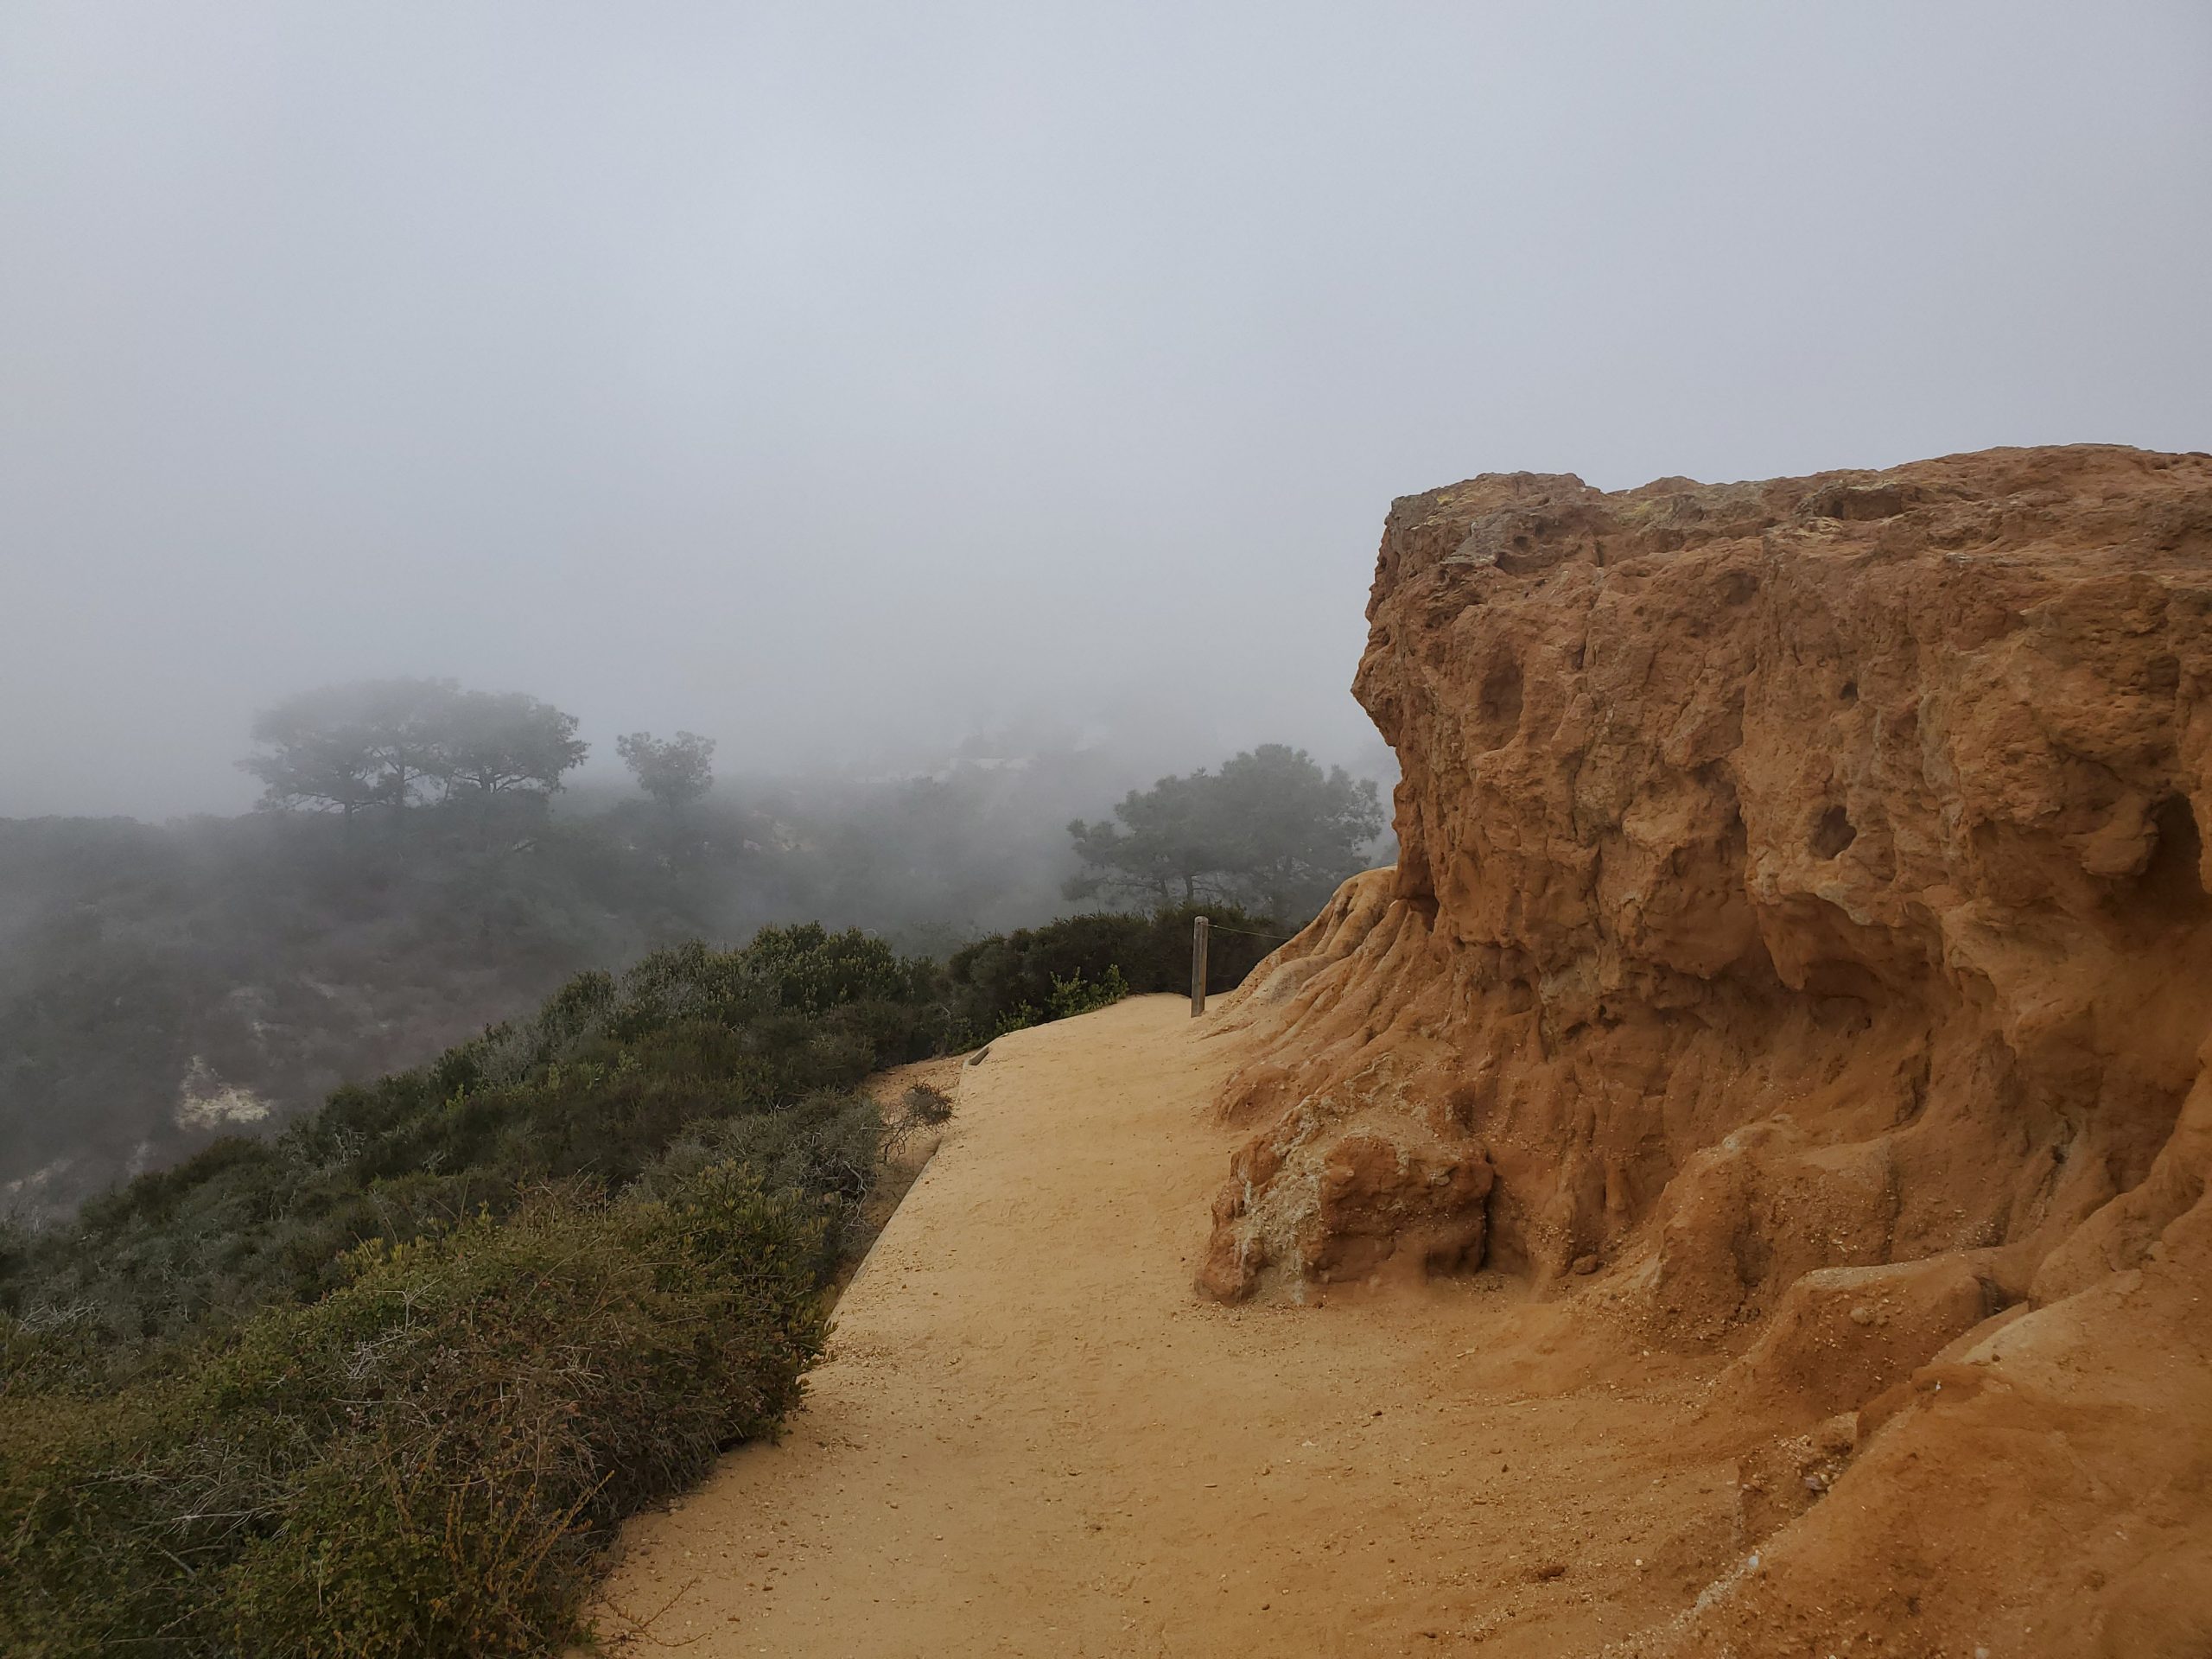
[1200,446,2212,1653]
[0,924,944,1656]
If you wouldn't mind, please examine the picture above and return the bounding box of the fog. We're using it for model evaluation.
[3,2,2208,818]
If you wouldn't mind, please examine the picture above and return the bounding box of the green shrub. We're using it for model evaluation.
[986,963,1133,1038]
[0,1171,826,1658]
[1047,963,1129,1020]
[627,1088,885,1271]
[944,903,1282,1041]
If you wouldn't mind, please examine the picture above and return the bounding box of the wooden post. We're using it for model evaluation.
[1191,914,1210,1017]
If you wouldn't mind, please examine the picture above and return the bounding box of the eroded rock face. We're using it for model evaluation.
[1200,444,2212,1650]
[1205,444,2212,1311]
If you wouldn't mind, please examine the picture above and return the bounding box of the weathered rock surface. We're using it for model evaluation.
[1200,445,2212,1651]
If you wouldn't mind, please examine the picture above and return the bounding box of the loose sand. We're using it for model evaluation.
[592,995,1741,1656]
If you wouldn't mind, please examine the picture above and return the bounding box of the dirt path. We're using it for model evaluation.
[594,995,1738,1657]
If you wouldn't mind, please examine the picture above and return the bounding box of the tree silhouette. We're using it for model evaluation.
[1065,745,1384,923]
[617,730,715,811]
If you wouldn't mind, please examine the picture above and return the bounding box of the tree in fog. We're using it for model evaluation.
[355,678,460,814]
[442,690,588,800]
[244,679,586,822]
[241,703,384,821]
[1065,744,1385,922]
[245,679,446,820]
[617,730,715,811]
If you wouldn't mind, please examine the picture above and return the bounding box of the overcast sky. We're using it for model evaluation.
[3,3,2208,817]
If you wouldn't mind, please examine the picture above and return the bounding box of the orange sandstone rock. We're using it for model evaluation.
[1206,444,2212,1314]
[1204,443,2212,1652]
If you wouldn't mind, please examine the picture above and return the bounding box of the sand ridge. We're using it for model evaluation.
[593,995,1738,1656]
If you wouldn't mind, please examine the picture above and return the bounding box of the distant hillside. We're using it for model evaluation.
[1,736,1357,1214]
[0,755,1115,1214]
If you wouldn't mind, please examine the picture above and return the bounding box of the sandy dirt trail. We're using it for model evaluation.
[594,995,1738,1657]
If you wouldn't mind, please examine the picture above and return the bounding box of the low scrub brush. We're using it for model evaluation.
[0,1168,825,1658]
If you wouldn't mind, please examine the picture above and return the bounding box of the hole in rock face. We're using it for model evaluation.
[1837,486,1906,520]
[1444,1078,1492,1132]
[1838,680,1859,703]
[1478,656,1524,746]
[1803,482,1910,521]
[2139,795,2210,918]
[1809,804,1858,860]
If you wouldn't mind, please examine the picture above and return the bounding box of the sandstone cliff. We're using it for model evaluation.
[1201,445,2212,1652]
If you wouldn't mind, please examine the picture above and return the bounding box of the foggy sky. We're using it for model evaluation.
[4,3,2208,817]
